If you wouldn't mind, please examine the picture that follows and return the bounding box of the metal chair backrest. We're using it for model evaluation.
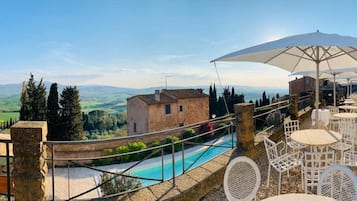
[223,156,261,201]
[304,151,335,192]
[264,137,282,162]
[284,120,299,143]
[339,119,357,146]
[317,165,357,201]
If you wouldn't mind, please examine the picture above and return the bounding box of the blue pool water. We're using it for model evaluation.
[131,135,236,186]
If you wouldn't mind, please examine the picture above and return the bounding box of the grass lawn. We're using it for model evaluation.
[0,112,19,123]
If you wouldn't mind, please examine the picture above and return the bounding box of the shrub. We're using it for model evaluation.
[128,142,147,161]
[100,172,142,196]
[182,128,196,139]
[115,145,130,162]
[215,123,228,136]
[198,122,214,139]
[164,136,181,153]
[103,148,113,155]
[93,158,113,166]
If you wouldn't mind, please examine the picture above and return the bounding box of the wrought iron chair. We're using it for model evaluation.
[303,151,335,193]
[283,120,306,152]
[263,137,303,194]
[330,119,356,164]
[223,156,261,201]
[317,164,357,201]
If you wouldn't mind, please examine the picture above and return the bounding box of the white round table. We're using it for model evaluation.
[262,193,336,201]
[291,129,342,151]
[338,105,357,113]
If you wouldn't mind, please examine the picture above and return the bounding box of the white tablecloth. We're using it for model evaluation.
[311,109,330,127]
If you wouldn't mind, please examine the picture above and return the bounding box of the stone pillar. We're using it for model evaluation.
[11,121,47,201]
[234,103,254,152]
[290,94,298,120]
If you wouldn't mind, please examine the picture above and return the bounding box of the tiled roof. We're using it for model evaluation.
[128,89,208,105]
[163,89,209,99]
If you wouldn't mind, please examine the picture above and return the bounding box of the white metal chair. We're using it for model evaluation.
[303,151,335,193]
[283,120,306,152]
[263,137,303,194]
[317,165,357,201]
[330,119,356,164]
[223,156,261,201]
[328,107,340,131]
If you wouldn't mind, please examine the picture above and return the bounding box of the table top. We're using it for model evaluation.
[338,105,357,110]
[291,129,342,146]
[334,112,357,119]
[262,193,336,201]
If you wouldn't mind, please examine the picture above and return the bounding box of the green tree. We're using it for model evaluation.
[20,74,47,121]
[19,81,31,120]
[33,78,47,120]
[59,86,84,141]
[47,83,60,140]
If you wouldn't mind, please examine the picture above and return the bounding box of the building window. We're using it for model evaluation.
[179,123,184,127]
[165,104,171,114]
[179,105,183,112]
[134,122,137,133]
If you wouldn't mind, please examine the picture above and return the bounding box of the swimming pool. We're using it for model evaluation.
[131,134,236,186]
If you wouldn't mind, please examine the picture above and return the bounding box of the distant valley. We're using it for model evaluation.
[0,82,288,117]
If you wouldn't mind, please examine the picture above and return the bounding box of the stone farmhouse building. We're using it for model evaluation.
[127,89,209,135]
[289,76,316,95]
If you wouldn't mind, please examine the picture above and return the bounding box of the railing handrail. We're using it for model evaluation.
[44,114,235,145]
[254,99,289,111]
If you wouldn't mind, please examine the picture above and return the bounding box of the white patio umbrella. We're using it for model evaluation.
[211,31,357,125]
[290,68,357,106]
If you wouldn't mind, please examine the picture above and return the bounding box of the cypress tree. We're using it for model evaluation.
[20,74,47,121]
[19,81,32,120]
[32,78,47,120]
[47,83,60,140]
[59,86,84,141]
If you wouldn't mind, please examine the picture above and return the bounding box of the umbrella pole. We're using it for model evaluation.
[333,74,336,107]
[315,50,320,129]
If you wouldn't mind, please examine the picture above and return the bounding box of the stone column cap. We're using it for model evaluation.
[11,121,47,142]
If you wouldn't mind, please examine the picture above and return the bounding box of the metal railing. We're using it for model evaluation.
[253,100,290,134]
[45,114,236,200]
[298,95,312,110]
[0,139,13,201]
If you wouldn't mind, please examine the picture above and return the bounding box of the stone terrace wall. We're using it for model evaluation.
[47,127,186,164]
[46,119,231,165]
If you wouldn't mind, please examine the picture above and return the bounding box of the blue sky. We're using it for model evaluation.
[1,0,357,89]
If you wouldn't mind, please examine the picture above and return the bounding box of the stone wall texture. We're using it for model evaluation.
[11,121,48,201]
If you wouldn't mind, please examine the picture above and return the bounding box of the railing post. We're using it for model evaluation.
[290,94,298,120]
[6,142,10,201]
[11,121,48,201]
[234,103,254,153]
[51,144,55,201]
[171,141,175,187]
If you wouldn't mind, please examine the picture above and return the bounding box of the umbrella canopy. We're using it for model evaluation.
[291,68,357,106]
[211,31,357,125]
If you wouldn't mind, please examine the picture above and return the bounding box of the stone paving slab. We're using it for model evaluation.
[149,181,181,200]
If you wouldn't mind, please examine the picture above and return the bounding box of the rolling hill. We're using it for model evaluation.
[0,82,288,117]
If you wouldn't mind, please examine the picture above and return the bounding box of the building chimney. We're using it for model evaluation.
[155,90,160,101]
